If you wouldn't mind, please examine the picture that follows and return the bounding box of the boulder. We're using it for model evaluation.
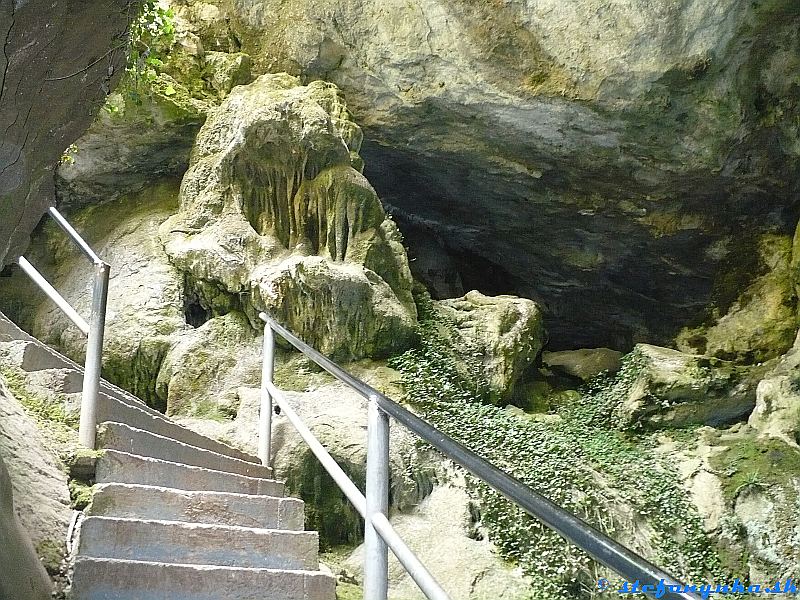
[617,344,757,429]
[542,348,623,381]
[435,291,545,402]
[161,73,417,360]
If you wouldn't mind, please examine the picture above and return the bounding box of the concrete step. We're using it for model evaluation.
[89,483,304,530]
[0,332,258,463]
[94,394,257,463]
[97,422,272,479]
[0,339,67,371]
[71,557,335,600]
[25,367,84,394]
[77,517,320,570]
[96,451,285,496]
[0,312,36,343]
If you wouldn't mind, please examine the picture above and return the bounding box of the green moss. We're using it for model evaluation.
[0,366,79,452]
[335,582,363,600]
[68,480,95,510]
[190,398,231,422]
[35,539,64,576]
[710,435,800,501]
[284,452,365,551]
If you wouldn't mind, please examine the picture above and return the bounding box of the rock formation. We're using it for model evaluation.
[161,73,417,360]
[0,0,130,266]
[166,0,800,351]
[0,373,72,596]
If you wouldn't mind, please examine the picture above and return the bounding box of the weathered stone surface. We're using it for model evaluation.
[55,19,255,207]
[436,291,545,402]
[344,481,532,600]
[663,425,800,584]
[618,344,757,429]
[747,332,800,447]
[161,73,417,360]
[0,373,71,580]
[0,0,129,267]
[56,86,208,209]
[167,0,800,350]
[0,182,188,411]
[0,454,52,600]
[542,348,623,381]
[677,234,798,364]
[157,311,262,417]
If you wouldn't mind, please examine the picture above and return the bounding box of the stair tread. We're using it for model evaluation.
[96,450,285,496]
[74,555,328,574]
[94,393,258,463]
[97,421,272,478]
[89,483,304,530]
[77,516,320,570]
[71,557,335,600]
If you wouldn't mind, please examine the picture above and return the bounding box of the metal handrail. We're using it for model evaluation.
[258,312,701,600]
[16,207,109,448]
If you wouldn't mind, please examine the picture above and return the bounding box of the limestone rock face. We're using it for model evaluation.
[667,426,800,586]
[677,234,798,364]
[55,26,255,208]
[157,311,262,417]
[161,73,417,360]
[0,0,130,267]
[0,455,52,600]
[2,183,188,411]
[168,0,800,350]
[618,344,757,429]
[344,481,533,600]
[436,291,545,402]
[748,333,800,447]
[0,375,71,588]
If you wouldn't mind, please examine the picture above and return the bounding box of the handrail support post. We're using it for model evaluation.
[259,321,275,466]
[364,395,390,600]
[78,260,109,448]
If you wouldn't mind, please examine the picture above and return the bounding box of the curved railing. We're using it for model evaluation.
[257,312,701,600]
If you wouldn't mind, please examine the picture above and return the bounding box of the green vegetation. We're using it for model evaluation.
[35,539,65,576]
[284,452,365,551]
[126,1,176,100]
[388,293,724,599]
[0,366,79,450]
[710,436,800,501]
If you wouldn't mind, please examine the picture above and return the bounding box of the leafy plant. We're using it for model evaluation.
[125,1,176,102]
[388,297,725,599]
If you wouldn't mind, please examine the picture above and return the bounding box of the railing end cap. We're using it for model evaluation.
[258,312,269,322]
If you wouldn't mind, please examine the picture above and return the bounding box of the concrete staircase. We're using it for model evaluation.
[0,313,336,600]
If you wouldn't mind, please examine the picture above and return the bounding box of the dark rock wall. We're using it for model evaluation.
[0,0,132,266]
